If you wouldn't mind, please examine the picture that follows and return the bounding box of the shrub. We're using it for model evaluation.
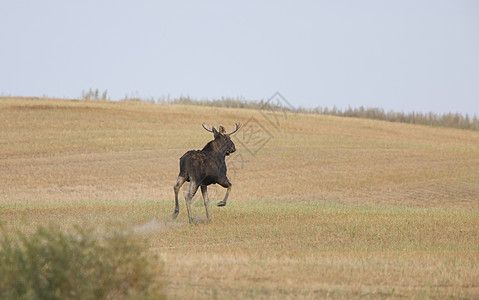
[0,225,165,300]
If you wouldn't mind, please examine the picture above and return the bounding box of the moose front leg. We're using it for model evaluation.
[217,178,232,207]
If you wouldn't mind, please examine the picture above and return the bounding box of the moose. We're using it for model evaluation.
[172,123,241,224]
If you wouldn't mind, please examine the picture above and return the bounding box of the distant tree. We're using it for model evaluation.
[101,90,108,100]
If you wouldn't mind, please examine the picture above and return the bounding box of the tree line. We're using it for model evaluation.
[79,91,478,131]
[167,96,479,131]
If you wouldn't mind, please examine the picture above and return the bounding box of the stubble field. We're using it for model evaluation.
[1,97,479,299]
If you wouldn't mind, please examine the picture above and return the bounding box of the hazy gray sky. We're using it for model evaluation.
[1,1,478,114]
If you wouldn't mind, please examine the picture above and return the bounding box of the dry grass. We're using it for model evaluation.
[1,97,479,299]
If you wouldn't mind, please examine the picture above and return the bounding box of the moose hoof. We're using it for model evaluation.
[172,211,179,219]
[217,201,226,207]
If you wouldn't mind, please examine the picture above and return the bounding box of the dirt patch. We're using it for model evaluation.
[132,218,185,234]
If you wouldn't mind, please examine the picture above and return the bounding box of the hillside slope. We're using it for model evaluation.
[1,97,479,299]
[1,97,478,209]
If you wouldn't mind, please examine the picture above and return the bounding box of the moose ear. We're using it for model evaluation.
[212,126,219,136]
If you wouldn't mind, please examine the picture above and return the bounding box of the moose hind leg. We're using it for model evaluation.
[217,178,232,207]
[185,181,199,224]
[172,176,186,219]
[200,186,211,221]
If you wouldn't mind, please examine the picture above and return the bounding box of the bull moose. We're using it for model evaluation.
[172,123,241,223]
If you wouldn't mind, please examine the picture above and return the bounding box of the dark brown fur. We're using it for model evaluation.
[172,123,240,223]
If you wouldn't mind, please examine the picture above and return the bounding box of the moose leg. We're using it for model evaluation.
[185,181,199,224]
[200,186,211,221]
[172,176,186,219]
[217,178,232,207]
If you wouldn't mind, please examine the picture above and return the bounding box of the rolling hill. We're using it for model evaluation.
[1,97,478,298]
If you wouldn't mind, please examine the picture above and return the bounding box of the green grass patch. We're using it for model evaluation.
[0,224,165,300]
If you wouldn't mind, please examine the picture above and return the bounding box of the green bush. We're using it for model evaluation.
[0,225,165,300]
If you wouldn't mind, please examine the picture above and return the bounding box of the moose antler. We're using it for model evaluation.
[228,123,241,135]
[202,123,215,133]
[203,123,241,135]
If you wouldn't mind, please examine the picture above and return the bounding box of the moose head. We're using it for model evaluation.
[201,123,240,156]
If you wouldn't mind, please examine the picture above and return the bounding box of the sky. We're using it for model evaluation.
[1,1,478,115]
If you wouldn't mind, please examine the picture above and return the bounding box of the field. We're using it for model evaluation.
[1,97,479,299]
